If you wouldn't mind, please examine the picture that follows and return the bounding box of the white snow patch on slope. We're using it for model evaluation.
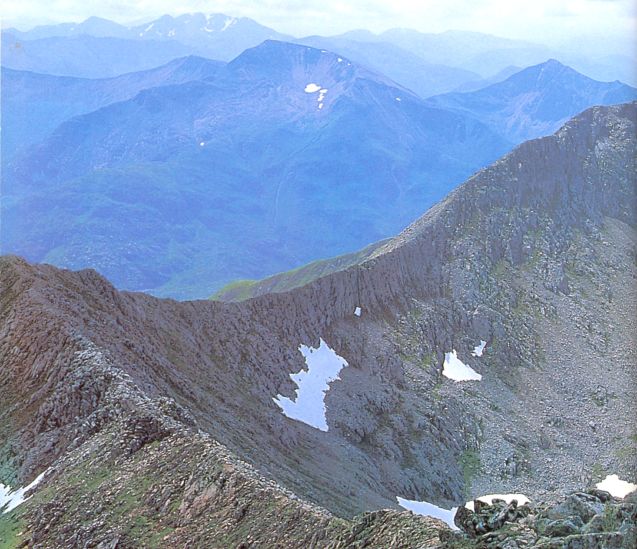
[222,17,237,31]
[338,57,343,62]
[397,497,459,529]
[443,350,482,382]
[395,97,402,101]
[144,23,154,33]
[304,83,321,93]
[465,493,530,511]
[398,493,531,529]
[1,472,46,514]
[273,339,348,431]
[354,306,362,317]
[472,340,487,357]
[596,475,637,498]
[318,88,328,102]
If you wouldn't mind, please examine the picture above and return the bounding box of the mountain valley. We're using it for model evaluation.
[3,37,635,300]
[1,102,635,547]
[1,8,636,546]
[2,40,512,299]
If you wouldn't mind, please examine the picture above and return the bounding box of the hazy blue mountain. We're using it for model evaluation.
[426,59,637,143]
[2,41,510,299]
[335,28,553,77]
[452,65,521,92]
[295,35,480,97]
[3,13,292,70]
[567,54,637,87]
[457,47,570,79]
[345,28,635,87]
[2,56,224,158]
[1,32,193,77]
[128,13,292,60]
[4,16,131,39]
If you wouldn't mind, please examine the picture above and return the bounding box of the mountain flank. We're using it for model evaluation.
[426,59,637,142]
[1,57,223,158]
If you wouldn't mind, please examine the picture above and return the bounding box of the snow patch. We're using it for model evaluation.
[465,494,530,511]
[144,23,154,33]
[168,29,176,37]
[203,27,214,33]
[222,17,237,31]
[472,340,487,357]
[596,475,637,498]
[1,472,46,515]
[354,307,362,317]
[337,57,343,62]
[397,493,531,529]
[199,142,205,147]
[305,84,328,108]
[395,97,402,101]
[273,339,348,431]
[443,350,482,382]
[397,497,459,529]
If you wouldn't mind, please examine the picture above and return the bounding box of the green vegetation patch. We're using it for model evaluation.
[210,279,258,301]
[211,239,388,302]
[459,449,482,497]
[0,512,26,549]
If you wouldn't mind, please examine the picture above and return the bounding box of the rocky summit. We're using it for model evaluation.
[0,102,636,547]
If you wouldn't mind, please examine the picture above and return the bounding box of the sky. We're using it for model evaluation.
[1,0,635,50]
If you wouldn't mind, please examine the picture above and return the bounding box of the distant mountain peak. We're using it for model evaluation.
[426,58,637,143]
[83,16,115,24]
[542,58,565,67]
[131,12,242,38]
[229,39,347,68]
[514,58,591,84]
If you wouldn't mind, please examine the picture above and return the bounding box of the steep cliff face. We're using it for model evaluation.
[0,103,635,547]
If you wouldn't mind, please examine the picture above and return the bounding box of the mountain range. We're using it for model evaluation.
[294,35,481,98]
[320,27,636,86]
[2,41,511,298]
[3,39,635,299]
[0,32,196,79]
[4,13,290,62]
[3,13,634,87]
[1,56,223,158]
[426,59,637,143]
[1,102,635,547]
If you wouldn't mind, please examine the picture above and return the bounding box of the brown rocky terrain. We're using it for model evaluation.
[1,102,636,547]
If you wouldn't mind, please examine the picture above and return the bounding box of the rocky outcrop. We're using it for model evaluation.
[443,489,637,548]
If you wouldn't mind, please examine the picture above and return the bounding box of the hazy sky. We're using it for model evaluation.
[2,0,636,47]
